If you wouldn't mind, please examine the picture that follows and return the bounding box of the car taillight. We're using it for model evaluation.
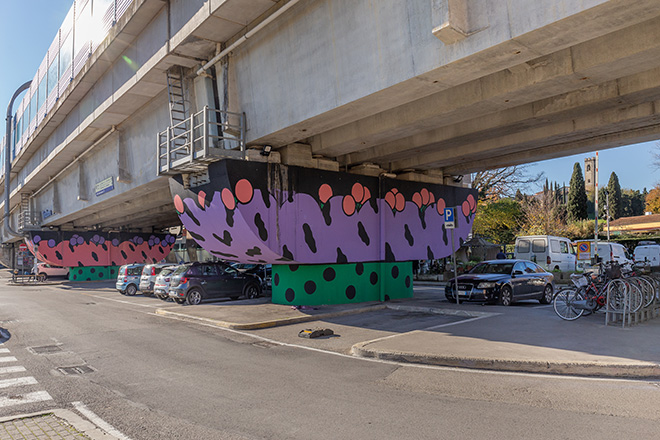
[547,256,551,265]
[180,277,188,284]
[151,267,156,276]
[123,277,128,282]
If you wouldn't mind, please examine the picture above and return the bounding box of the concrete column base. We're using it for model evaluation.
[272,262,413,305]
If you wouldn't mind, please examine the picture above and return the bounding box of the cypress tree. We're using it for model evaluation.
[567,163,588,221]
[606,172,622,219]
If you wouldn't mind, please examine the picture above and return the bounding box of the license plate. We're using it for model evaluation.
[458,290,470,297]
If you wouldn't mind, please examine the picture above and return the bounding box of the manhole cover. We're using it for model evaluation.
[57,365,95,375]
[29,345,63,354]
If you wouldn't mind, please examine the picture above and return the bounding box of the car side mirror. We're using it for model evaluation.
[512,270,523,276]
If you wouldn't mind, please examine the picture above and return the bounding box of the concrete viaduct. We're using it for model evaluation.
[2,0,660,304]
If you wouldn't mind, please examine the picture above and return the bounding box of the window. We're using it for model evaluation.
[38,79,47,111]
[513,262,526,273]
[560,241,569,254]
[586,164,591,171]
[532,239,546,253]
[523,262,536,273]
[516,239,530,253]
[550,240,560,253]
[202,265,218,276]
[60,33,73,80]
[29,92,37,123]
[47,57,59,96]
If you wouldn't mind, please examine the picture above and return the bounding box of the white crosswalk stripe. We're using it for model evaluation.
[0,347,53,409]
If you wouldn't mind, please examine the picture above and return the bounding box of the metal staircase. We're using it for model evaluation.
[18,193,38,232]
[166,66,190,157]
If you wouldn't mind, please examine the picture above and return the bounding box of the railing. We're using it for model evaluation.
[157,106,246,175]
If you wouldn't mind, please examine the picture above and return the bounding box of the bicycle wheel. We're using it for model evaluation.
[627,282,643,313]
[640,275,659,304]
[635,277,655,308]
[606,279,627,312]
[553,288,584,321]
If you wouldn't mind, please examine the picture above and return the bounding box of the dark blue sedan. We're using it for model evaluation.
[445,259,554,306]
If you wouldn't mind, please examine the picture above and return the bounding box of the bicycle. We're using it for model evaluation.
[553,262,633,321]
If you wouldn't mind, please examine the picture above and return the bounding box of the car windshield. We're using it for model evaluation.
[469,262,514,274]
[159,268,175,277]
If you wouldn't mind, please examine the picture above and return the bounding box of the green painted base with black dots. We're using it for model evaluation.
[272,262,413,305]
[68,266,119,281]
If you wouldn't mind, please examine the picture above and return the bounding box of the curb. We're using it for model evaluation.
[351,341,660,378]
[155,303,387,329]
[0,409,120,440]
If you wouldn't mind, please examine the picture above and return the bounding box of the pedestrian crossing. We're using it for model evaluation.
[0,342,52,410]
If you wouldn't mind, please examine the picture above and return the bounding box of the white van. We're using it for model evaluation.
[576,241,633,271]
[633,243,660,267]
[514,235,576,272]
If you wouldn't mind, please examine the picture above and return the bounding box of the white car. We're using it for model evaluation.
[33,263,69,281]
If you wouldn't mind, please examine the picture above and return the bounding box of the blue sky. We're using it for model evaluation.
[1,1,659,193]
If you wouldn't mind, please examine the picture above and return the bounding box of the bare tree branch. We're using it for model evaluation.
[472,165,544,201]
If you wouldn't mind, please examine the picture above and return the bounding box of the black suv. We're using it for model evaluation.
[168,262,262,305]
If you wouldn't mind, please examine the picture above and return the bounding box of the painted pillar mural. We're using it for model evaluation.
[26,231,175,280]
[170,160,478,305]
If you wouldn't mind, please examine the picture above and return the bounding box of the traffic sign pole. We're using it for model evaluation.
[444,208,459,305]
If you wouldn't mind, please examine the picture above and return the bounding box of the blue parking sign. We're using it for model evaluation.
[444,207,455,229]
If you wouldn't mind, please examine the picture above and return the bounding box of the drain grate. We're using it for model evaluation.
[29,345,63,354]
[57,365,95,375]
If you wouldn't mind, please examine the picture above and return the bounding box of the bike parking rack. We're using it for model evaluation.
[605,274,660,327]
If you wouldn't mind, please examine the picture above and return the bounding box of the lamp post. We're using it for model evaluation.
[3,80,31,239]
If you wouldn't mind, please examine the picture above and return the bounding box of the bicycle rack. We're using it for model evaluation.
[605,275,660,327]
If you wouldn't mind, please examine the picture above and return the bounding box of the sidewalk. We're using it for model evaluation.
[0,409,118,440]
[155,290,660,379]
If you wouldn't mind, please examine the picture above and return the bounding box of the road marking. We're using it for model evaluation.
[0,366,27,375]
[0,376,38,388]
[0,357,17,363]
[0,391,52,408]
[422,315,491,330]
[72,401,132,440]
[0,348,9,353]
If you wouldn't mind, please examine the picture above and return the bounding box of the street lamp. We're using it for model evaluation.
[4,80,31,239]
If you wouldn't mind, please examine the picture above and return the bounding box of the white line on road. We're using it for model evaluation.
[0,376,38,388]
[0,366,27,375]
[0,391,52,408]
[0,357,17,363]
[0,348,9,353]
[422,315,491,330]
[72,401,132,440]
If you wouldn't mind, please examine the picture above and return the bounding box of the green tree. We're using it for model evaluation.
[621,189,645,217]
[472,199,523,244]
[567,163,588,221]
[605,172,622,219]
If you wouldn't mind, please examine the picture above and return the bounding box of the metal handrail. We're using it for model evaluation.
[157,105,246,175]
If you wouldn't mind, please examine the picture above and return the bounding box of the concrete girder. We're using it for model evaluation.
[411,99,660,175]
[342,65,660,168]
[310,15,660,160]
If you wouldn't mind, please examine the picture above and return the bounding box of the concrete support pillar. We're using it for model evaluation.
[117,134,131,184]
[193,74,219,145]
[272,262,413,306]
[432,0,469,44]
[77,160,87,201]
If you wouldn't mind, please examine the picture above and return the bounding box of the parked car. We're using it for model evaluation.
[168,262,262,305]
[153,266,179,300]
[116,263,145,296]
[139,263,176,296]
[231,263,272,289]
[33,263,69,281]
[634,242,660,267]
[514,235,576,272]
[445,259,554,306]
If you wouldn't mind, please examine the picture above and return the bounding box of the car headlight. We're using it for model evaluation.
[477,282,497,289]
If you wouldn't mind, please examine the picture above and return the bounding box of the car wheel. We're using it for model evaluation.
[243,282,261,299]
[186,289,203,306]
[540,284,553,304]
[38,273,47,282]
[499,285,513,306]
[126,284,137,296]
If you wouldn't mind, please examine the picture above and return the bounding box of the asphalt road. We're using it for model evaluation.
[0,280,659,439]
